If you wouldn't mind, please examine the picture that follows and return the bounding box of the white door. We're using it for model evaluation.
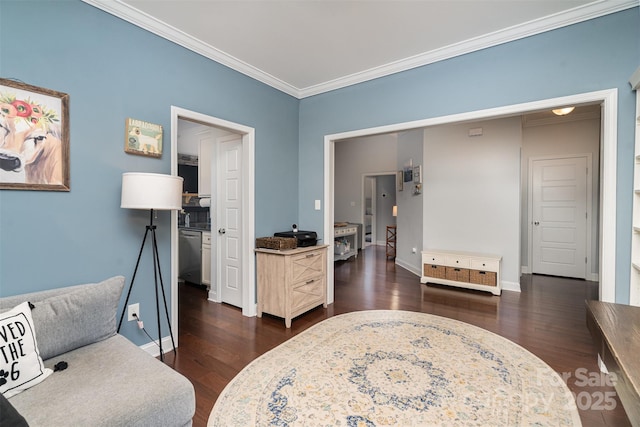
[217,135,243,307]
[531,156,587,279]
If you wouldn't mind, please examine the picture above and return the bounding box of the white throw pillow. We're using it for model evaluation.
[0,302,52,398]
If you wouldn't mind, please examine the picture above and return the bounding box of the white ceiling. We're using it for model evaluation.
[83,0,637,98]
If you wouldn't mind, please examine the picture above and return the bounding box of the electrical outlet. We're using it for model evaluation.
[127,303,140,321]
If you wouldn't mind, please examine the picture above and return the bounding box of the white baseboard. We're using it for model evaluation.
[394,258,421,277]
[140,336,174,358]
[501,280,521,292]
[521,266,531,274]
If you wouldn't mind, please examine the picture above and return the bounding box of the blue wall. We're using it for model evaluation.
[0,0,299,344]
[299,8,639,304]
[1,0,638,350]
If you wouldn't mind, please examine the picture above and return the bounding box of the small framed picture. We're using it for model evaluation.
[124,118,163,158]
[413,165,422,184]
[396,171,403,191]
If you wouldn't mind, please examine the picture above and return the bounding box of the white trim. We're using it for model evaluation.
[82,0,298,97]
[501,281,522,293]
[139,336,173,358]
[170,106,256,347]
[81,0,637,99]
[324,89,617,304]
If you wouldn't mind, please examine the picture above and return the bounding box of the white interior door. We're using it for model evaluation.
[531,156,587,279]
[217,135,243,307]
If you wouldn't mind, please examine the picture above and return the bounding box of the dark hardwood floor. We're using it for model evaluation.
[166,246,630,427]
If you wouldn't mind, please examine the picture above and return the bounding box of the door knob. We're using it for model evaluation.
[218,228,226,235]
[534,221,540,226]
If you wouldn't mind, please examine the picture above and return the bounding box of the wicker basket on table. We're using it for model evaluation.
[256,236,297,250]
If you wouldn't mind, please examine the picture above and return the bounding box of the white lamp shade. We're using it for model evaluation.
[121,172,183,210]
[392,205,398,217]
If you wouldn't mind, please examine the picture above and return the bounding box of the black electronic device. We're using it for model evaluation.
[274,230,318,247]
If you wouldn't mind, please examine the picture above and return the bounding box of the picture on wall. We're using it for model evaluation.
[0,78,70,191]
[396,170,403,191]
[124,118,163,158]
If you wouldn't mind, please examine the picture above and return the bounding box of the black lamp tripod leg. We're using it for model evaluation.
[151,229,177,357]
[117,227,150,332]
[117,209,176,363]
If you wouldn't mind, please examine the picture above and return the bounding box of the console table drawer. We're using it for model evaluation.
[445,256,470,268]
[422,252,444,265]
[292,276,325,313]
[290,249,326,283]
[470,259,499,272]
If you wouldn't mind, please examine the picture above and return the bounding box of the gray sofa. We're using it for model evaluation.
[0,276,195,426]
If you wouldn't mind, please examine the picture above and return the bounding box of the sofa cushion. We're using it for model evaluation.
[10,334,196,427]
[0,276,125,360]
[0,302,52,398]
[0,392,28,426]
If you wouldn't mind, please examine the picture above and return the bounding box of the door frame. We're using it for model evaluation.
[527,153,593,280]
[170,106,256,347]
[324,88,618,304]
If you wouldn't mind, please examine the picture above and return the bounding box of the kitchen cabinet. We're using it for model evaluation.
[421,250,502,295]
[198,139,213,197]
[256,245,328,328]
[201,231,211,288]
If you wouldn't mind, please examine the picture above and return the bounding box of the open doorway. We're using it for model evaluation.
[169,106,256,348]
[324,89,618,305]
[362,173,397,247]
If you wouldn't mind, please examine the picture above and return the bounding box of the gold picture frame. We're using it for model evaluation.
[124,117,163,158]
[0,78,70,191]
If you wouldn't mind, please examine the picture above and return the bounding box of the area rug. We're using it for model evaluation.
[208,310,581,426]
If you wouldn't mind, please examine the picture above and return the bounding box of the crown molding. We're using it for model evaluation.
[82,0,638,99]
[81,0,300,98]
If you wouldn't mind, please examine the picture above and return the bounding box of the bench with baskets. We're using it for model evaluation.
[420,250,502,295]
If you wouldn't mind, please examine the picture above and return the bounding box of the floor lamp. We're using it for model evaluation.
[118,172,183,361]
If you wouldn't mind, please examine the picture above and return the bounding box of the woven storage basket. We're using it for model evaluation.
[423,264,446,279]
[470,270,497,286]
[256,236,297,250]
[445,267,470,282]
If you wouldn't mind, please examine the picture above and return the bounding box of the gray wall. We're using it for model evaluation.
[423,117,522,288]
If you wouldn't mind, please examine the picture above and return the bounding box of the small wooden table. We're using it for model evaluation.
[586,300,640,426]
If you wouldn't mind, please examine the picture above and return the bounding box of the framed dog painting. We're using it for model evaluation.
[0,79,70,191]
[124,118,163,158]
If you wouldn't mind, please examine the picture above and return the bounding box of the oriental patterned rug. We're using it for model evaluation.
[208,310,581,426]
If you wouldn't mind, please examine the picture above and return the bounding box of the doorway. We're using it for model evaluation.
[324,89,618,305]
[170,106,256,348]
[362,173,397,247]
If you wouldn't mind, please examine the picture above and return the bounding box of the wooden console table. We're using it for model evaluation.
[586,300,640,426]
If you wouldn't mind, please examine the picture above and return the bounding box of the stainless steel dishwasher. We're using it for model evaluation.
[179,229,202,285]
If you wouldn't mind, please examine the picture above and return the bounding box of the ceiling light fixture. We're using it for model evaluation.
[552,107,575,116]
